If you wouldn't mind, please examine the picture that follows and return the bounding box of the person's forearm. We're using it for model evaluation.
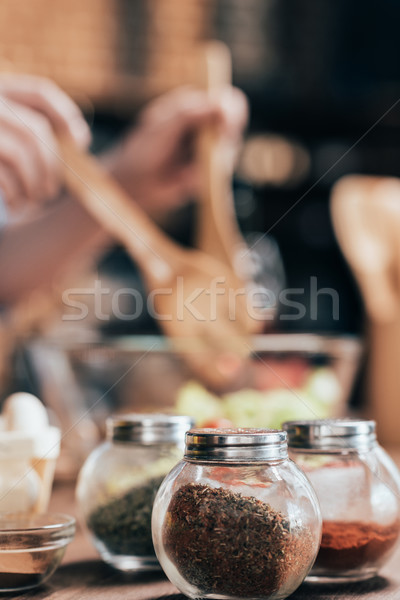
[0,193,111,306]
[0,142,173,307]
[0,145,135,307]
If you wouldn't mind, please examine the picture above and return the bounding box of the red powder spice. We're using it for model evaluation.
[315,520,400,571]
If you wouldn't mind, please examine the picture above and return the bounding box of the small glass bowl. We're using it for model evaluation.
[0,513,76,592]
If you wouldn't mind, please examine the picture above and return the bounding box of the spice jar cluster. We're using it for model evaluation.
[77,416,400,600]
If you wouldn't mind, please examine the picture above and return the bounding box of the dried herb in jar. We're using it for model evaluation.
[163,483,314,598]
[315,520,400,571]
[88,475,165,556]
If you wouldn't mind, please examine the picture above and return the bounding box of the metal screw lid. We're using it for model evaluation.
[184,428,288,462]
[107,414,194,444]
[282,419,377,451]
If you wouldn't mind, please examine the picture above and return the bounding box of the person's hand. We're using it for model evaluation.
[0,74,90,210]
[105,86,248,216]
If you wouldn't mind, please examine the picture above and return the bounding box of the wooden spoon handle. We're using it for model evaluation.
[57,135,180,286]
[196,41,244,267]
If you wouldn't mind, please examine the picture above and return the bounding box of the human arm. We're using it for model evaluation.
[0,80,248,306]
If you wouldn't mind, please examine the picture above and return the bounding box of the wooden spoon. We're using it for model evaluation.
[57,135,250,389]
[195,41,264,332]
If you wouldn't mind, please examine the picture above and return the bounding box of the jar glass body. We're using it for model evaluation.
[76,439,183,571]
[0,459,40,513]
[289,443,400,582]
[152,458,322,600]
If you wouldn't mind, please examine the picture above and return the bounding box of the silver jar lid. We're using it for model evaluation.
[107,414,194,444]
[282,419,377,451]
[184,428,288,462]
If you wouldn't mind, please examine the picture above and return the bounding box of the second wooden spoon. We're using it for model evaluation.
[195,41,264,333]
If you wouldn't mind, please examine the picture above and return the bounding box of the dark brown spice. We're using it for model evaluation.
[163,483,315,598]
[315,520,400,571]
[88,475,165,556]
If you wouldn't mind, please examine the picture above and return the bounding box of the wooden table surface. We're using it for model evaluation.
[14,448,400,600]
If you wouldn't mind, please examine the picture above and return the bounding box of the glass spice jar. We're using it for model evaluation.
[76,413,193,572]
[283,419,400,583]
[152,428,322,600]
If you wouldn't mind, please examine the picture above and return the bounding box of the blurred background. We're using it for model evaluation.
[4,0,399,333]
[2,0,400,468]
